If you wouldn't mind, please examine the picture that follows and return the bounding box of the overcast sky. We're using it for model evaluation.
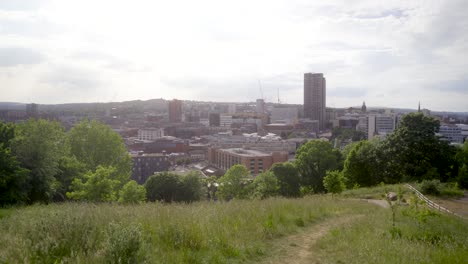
[0,0,467,111]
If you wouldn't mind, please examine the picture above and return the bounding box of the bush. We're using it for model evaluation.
[420,180,441,195]
[118,180,146,204]
[105,222,143,263]
[323,170,346,195]
[145,172,203,203]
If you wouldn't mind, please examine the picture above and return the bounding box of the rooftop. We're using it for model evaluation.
[220,148,270,157]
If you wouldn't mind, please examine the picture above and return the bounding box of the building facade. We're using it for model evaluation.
[439,125,464,144]
[137,128,164,141]
[168,99,182,123]
[131,153,170,184]
[208,148,288,174]
[304,73,326,130]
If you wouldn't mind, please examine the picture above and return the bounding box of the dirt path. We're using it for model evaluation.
[258,215,363,264]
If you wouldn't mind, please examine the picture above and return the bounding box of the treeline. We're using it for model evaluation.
[0,119,136,206]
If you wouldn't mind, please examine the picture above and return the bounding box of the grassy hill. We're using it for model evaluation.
[0,189,467,263]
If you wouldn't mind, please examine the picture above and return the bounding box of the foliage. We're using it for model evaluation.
[67,119,131,184]
[118,180,146,204]
[323,170,346,195]
[342,140,382,187]
[295,140,342,192]
[252,171,279,199]
[53,156,86,202]
[217,165,252,200]
[417,180,463,197]
[0,122,30,206]
[420,180,441,196]
[144,172,203,203]
[145,172,181,202]
[67,166,120,202]
[456,141,468,188]
[178,171,203,202]
[11,119,67,203]
[382,113,456,182]
[270,162,301,197]
[331,127,366,142]
[105,222,143,263]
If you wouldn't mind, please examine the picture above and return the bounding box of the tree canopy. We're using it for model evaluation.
[217,165,252,200]
[68,119,131,183]
[12,119,67,203]
[383,112,456,182]
[323,170,346,195]
[295,140,342,193]
[270,162,301,197]
[0,122,30,206]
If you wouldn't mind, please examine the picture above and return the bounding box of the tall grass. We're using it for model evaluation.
[341,183,410,199]
[0,197,370,263]
[314,196,468,263]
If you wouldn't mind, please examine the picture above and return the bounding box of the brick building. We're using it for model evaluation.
[208,148,288,174]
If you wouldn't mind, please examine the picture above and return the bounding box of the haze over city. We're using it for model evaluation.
[0,0,467,111]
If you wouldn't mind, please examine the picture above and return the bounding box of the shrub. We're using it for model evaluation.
[420,180,441,196]
[323,170,346,195]
[118,180,146,204]
[105,222,143,263]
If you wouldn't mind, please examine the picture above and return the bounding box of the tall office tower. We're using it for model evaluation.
[304,73,326,130]
[168,99,182,123]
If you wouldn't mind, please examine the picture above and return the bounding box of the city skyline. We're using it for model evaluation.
[0,0,467,112]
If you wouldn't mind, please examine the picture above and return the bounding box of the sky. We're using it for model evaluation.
[0,0,467,111]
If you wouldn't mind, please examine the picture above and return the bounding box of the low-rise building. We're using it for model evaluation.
[138,128,164,141]
[131,153,170,184]
[438,125,464,144]
[208,147,288,174]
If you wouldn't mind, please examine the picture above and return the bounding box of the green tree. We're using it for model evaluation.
[295,140,342,193]
[67,166,120,202]
[144,172,182,202]
[53,156,86,201]
[12,119,67,203]
[252,171,279,199]
[178,171,203,202]
[342,140,382,187]
[383,112,456,182]
[68,119,131,184]
[118,180,146,203]
[217,165,252,200]
[323,170,346,195]
[270,162,301,197]
[456,142,468,188]
[0,122,30,206]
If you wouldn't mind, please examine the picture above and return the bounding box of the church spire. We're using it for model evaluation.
[418,101,421,112]
[361,101,367,113]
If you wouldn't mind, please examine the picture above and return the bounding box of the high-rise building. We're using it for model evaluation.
[168,99,182,123]
[256,99,265,114]
[304,73,326,130]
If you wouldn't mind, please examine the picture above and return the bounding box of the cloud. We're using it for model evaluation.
[0,47,44,67]
[69,51,151,72]
[430,79,468,94]
[351,8,408,20]
[328,87,367,98]
[42,65,102,91]
[0,0,49,11]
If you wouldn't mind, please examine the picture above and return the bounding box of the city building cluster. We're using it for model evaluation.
[1,73,467,184]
